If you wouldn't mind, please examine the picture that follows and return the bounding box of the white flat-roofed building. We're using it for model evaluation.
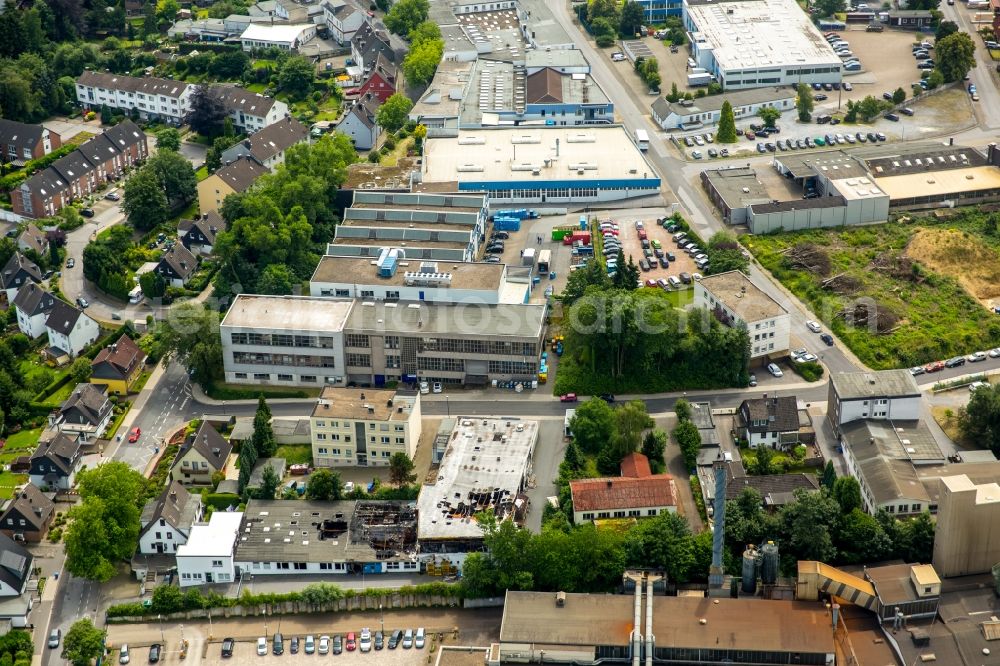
[310,255,531,305]
[240,23,317,51]
[693,270,789,359]
[310,386,422,467]
[683,0,843,90]
[827,370,921,435]
[221,294,353,386]
[418,126,660,204]
[175,511,242,587]
[417,418,537,566]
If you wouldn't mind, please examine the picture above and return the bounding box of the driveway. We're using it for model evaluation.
[43,116,103,142]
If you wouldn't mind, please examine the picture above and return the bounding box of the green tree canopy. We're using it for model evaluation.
[185,85,228,138]
[155,127,181,151]
[796,83,814,122]
[960,382,1000,456]
[62,619,106,666]
[376,93,414,134]
[935,32,976,82]
[757,105,780,128]
[384,0,429,37]
[306,468,343,500]
[149,302,223,386]
[673,419,701,471]
[717,100,737,143]
[121,167,168,231]
[277,56,315,99]
[389,452,416,487]
[892,87,906,105]
[254,463,280,499]
[569,398,616,455]
[619,0,643,36]
[402,38,444,86]
[408,20,440,46]
[832,476,862,514]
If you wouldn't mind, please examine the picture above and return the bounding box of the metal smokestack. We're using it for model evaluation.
[709,455,727,588]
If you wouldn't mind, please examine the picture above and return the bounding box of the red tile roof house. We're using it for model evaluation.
[569,452,677,524]
[357,53,397,104]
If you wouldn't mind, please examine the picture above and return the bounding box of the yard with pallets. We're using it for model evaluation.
[745,208,1000,369]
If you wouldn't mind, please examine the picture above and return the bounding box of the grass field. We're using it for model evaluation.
[745,210,1000,369]
[0,428,40,498]
[275,444,312,466]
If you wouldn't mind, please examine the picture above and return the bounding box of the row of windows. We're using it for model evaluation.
[230,332,336,348]
[581,509,660,519]
[317,447,397,457]
[418,357,466,372]
[418,338,537,356]
[485,187,601,199]
[346,353,371,367]
[488,360,537,374]
[315,434,352,442]
[345,334,370,348]
[232,352,337,368]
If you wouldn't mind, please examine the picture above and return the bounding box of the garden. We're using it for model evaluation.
[745,209,1000,369]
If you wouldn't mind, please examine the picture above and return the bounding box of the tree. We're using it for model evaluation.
[278,56,315,100]
[568,398,616,455]
[156,0,180,23]
[306,468,343,500]
[186,85,228,138]
[210,50,249,79]
[139,270,165,299]
[384,0,429,37]
[62,618,106,666]
[612,400,651,460]
[705,231,749,276]
[960,382,1000,456]
[641,429,667,470]
[821,460,836,490]
[904,511,935,562]
[389,452,416,487]
[717,100,737,143]
[376,93,413,134]
[122,166,168,231]
[152,302,223,386]
[795,83,814,122]
[757,105,780,128]
[64,461,147,581]
[619,0,643,36]
[256,263,297,295]
[148,149,196,206]
[673,419,701,471]
[408,20,440,46]
[69,356,91,383]
[238,436,257,497]
[890,86,906,105]
[935,19,958,42]
[255,463,280,499]
[814,0,845,17]
[402,38,443,86]
[779,489,840,562]
[926,68,945,90]
[626,512,697,583]
[856,95,884,122]
[837,508,892,564]
[832,476,862,513]
[750,442,774,475]
[155,127,181,151]
[251,395,276,457]
[588,0,621,23]
[150,583,184,613]
[673,397,692,422]
[936,32,976,82]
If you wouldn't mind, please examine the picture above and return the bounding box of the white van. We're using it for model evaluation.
[667,276,681,287]
[128,286,143,304]
[415,628,425,649]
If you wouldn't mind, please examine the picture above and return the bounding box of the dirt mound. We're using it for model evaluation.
[905,228,1000,307]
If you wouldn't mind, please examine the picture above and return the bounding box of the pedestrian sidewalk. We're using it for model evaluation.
[103,360,169,459]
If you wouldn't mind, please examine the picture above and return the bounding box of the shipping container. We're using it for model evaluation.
[494,217,521,231]
[552,226,576,241]
[538,249,552,273]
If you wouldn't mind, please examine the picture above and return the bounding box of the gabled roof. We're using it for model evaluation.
[75,133,121,167]
[179,211,227,246]
[58,384,110,426]
[739,396,800,433]
[17,224,46,254]
[51,148,98,183]
[101,119,147,152]
[351,21,395,63]
[0,484,54,532]
[232,116,308,164]
[157,244,198,280]
[620,452,652,478]
[0,120,45,155]
[725,472,821,504]
[45,299,86,336]
[76,71,190,99]
[12,283,56,317]
[212,156,268,193]
[30,431,81,476]
[0,532,32,593]
[91,334,146,381]
[367,52,397,85]
[21,166,67,199]
[570,475,677,513]
[525,67,563,104]
[246,457,287,489]
[0,253,41,290]
[140,480,201,535]
[174,422,233,472]
[342,93,380,129]
[210,86,282,119]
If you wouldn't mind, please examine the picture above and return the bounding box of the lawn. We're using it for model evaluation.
[931,405,965,446]
[3,427,42,455]
[275,444,312,466]
[745,209,1000,369]
[245,83,267,94]
[195,165,209,181]
[0,472,26,500]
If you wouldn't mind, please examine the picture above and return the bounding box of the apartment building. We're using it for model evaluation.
[220,294,546,388]
[693,270,790,360]
[196,156,268,214]
[321,0,364,44]
[827,370,921,435]
[219,116,308,171]
[310,386,421,467]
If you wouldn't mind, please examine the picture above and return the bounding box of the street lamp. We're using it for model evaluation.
[157,614,165,644]
[379,602,384,636]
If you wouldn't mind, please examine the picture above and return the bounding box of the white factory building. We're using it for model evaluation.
[417,126,660,204]
[683,0,843,90]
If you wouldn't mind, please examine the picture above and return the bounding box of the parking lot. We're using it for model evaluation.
[597,215,705,288]
[200,637,428,666]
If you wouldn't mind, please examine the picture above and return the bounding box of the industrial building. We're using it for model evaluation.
[652,88,795,131]
[220,295,546,387]
[693,270,789,360]
[417,418,537,568]
[493,590,836,665]
[309,386,421,468]
[569,452,677,523]
[933,474,1000,577]
[418,126,660,204]
[797,561,940,625]
[683,0,844,90]
[309,255,533,305]
[234,500,419,576]
[827,370,921,435]
[326,191,488,263]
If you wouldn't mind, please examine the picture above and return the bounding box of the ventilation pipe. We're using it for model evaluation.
[632,575,642,666]
[644,574,654,666]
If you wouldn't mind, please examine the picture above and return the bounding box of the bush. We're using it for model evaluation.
[596,33,616,47]
[47,527,62,543]
[790,360,824,382]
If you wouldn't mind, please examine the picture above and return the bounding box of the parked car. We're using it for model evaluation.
[432,382,442,394]
[105,191,120,201]
[256,638,267,657]
[415,628,426,649]
[119,645,130,665]
[304,636,315,655]
[748,373,757,387]
[820,333,835,346]
[909,366,925,376]
[80,208,95,218]
[272,633,283,655]
[945,356,966,368]
[884,112,900,122]
[970,381,989,392]
[806,320,822,333]
[318,636,330,655]
[389,630,403,649]
[332,635,343,655]
[403,629,414,649]
[989,347,1000,358]
[221,638,235,657]
[128,427,141,443]
[76,297,89,308]
[374,631,384,650]
[290,637,299,654]
[559,393,578,402]
[968,351,988,362]
[767,363,783,378]
[924,360,945,373]
[360,628,372,653]
[843,82,853,91]
[149,644,162,663]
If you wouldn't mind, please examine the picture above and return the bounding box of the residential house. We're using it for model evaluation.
[169,422,234,486]
[90,334,147,395]
[0,485,54,543]
[357,53,397,104]
[0,119,61,166]
[737,396,804,449]
[0,532,35,627]
[29,431,83,490]
[155,244,198,288]
[197,156,268,215]
[45,300,100,360]
[138,481,204,555]
[239,23,317,52]
[16,224,47,257]
[166,17,232,41]
[724,465,821,509]
[569,452,678,523]
[350,21,398,71]
[75,71,193,125]
[210,86,290,134]
[827,370,921,436]
[52,384,114,442]
[336,93,380,150]
[178,211,227,255]
[11,168,70,219]
[0,253,42,304]
[176,511,243,586]
[219,116,308,171]
[248,0,288,18]
[310,387,422,467]
[12,284,56,339]
[693,270,791,360]
[321,0,363,45]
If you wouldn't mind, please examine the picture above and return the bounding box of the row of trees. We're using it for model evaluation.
[401,20,444,86]
[634,56,661,92]
[671,398,701,470]
[566,398,662,476]
[121,141,197,230]
[584,0,682,48]
[238,396,279,497]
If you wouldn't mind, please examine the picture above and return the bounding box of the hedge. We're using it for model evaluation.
[201,492,241,511]
[178,42,241,55]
